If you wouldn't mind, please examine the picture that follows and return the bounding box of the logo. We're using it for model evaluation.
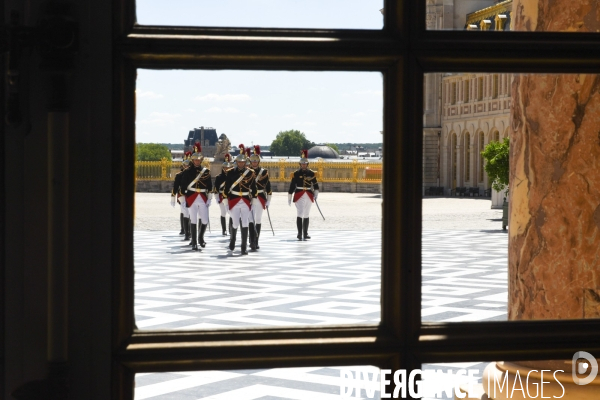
[572,351,598,385]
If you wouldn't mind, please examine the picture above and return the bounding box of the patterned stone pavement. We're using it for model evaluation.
[134,228,507,399]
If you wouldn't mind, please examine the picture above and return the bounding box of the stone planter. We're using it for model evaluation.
[502,200,508,230]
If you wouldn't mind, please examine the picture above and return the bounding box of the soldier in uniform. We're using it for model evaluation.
[224,144,256,255]
[249,145,271,250]
[180,145,212,251]
[288,149,319,240]
[212,153,233,236]
[171,159,191,239]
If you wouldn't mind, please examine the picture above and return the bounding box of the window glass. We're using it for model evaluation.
[423,358,600,399]
[135,366,381,399]
[422,72,600,323]
[426,0,600,32]
[136,0,384,29]
[135,69,383,330]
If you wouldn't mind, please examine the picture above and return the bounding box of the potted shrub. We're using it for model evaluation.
[481,137,509,230]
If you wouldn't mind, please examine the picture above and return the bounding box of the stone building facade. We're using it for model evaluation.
[423,0,512,200]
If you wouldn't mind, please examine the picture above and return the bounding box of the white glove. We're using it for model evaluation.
[223,198,228,208]
[266,194,272,208]
[314,190,319,200]
[170,196,176,207]
[288,193,292,206]
[213,192,220,204]
[207,198,212,207]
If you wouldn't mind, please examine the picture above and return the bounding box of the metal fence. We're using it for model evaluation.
[135,158,382,183]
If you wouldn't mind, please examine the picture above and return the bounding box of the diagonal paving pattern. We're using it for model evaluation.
[134,229,507,399]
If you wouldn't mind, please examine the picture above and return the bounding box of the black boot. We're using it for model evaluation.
[199,224,207,248]
[229,217,233,235]
[241,227,249,255]
[296,217,303,240]
[255,224,261,249]
[249,223,256,251]
[183,218,191,241]
[220,216,227,236]
[190,224,198,251]
[303,218,311,240]
[179,213,185,234]
[229,227,237,251]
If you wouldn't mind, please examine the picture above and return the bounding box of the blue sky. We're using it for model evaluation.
[135,1,384,146]
[136,70,383,146]
[136,0,383,30]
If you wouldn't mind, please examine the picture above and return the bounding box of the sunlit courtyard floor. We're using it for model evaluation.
[134,225,507,399]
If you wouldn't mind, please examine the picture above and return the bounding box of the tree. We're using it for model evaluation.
[269,130,315,156]
[325,143,339,153]
[481,137,509,194]
[136,143,172,161]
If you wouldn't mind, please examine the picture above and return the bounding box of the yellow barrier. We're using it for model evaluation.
[135,158,383,184]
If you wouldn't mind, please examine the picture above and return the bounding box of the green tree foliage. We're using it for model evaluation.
[136,143,172,161]
[269,130,315,156]
[325,143,339,153]
[481,137,509,194]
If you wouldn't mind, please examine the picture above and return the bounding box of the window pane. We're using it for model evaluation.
[423,358,600,399]
[135,366,381,399]
[422,72,600,323]
[135,69,383,330]
[425,0,600,32]
[136,0,384,29]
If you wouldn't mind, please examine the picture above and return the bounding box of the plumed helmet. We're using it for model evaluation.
[300,149,309,164]
[182,159,191,166]
[249,144,261,162]
[222,153,233,168]
[193,142,202,156]
[235,144,247,162]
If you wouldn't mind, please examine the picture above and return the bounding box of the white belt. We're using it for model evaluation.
[256,190,264,194]
[193,189,207,193]
[295,188,310,191]
[233,192,250,196]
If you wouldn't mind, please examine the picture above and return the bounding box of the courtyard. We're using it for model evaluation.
[134,193,507,399]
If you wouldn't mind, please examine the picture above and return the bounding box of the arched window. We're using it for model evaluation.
[494,130,500,142]
[479,132,485,182]
[451,133,457,188]
[464,133,471,182]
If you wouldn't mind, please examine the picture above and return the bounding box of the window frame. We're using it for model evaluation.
[111,1,600,398]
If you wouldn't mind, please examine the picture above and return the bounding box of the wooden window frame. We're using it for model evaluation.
[111,1,600,399]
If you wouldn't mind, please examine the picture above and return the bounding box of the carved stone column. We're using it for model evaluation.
[461,2,600,399]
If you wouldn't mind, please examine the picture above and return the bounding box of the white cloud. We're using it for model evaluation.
[354,112,367,117]
[342,121,362,127]
[248,113,259,119]
[137,119,173,126]
[300,121,317,126]
[353,90,383,96]
[184,108,196,113]
[194,93,251,102]
[150,112,181,119]
[137,90,163,99]
[204,107,240,113]
[282,113,297,118]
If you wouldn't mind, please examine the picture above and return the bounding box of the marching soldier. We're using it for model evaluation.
[224,144,256,255]
[181,145,212,251]
[249,145,271,250]
[171,159,191,239]
[288,149,319,240]
[212,153,233,236]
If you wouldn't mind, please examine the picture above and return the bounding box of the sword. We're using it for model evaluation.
[207,197,211,233]
[314,198,325,220]
[266,206,275,236]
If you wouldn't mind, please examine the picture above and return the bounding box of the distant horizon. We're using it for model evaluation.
[136,70,384,146]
